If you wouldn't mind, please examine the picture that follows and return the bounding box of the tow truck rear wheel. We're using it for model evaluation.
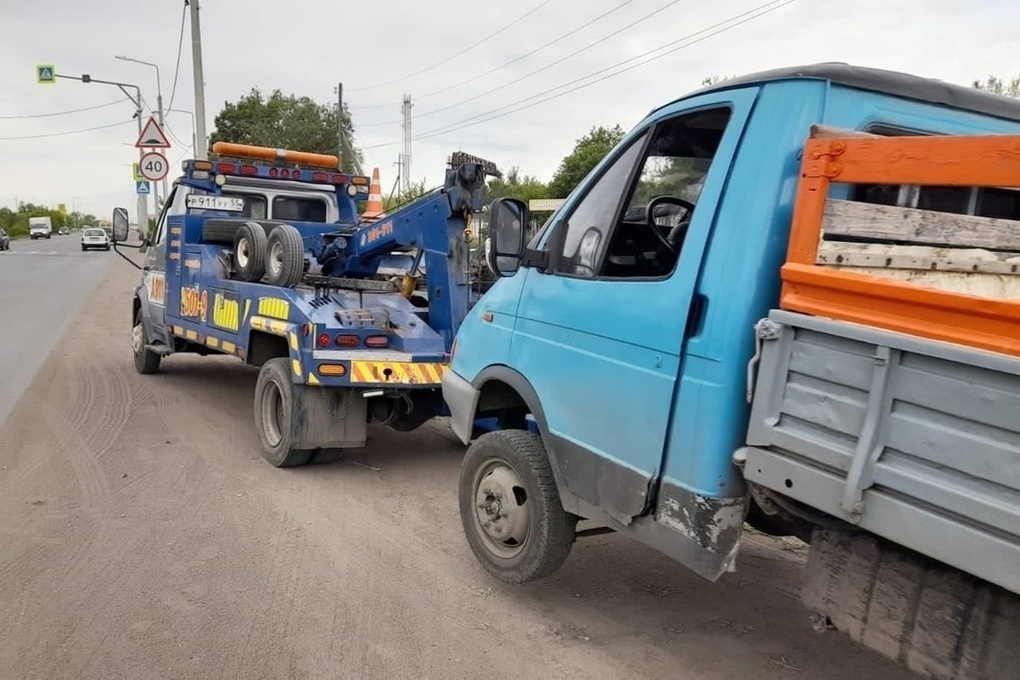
[132,309,161,374]
[458,429,577,584]
[265,224,305,288]
[254,358,311,467]
[233,221,268,282]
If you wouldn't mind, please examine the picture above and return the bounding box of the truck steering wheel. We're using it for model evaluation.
[645,196,696,255]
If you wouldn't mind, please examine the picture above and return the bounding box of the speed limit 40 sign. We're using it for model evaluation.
[139,151,169,182]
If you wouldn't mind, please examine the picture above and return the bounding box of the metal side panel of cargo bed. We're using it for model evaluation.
[742,309,1020,595]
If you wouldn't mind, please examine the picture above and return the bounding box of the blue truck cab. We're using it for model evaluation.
[442,60,1020,605]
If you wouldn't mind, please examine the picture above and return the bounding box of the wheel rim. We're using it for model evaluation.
[260,379,284,448]
[236,237,250,268]
[131,322,144,354]
[268,240,284,278]
[471,458,531,559]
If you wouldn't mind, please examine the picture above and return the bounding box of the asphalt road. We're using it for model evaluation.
[0,232,115,425]
[0,262,917,679]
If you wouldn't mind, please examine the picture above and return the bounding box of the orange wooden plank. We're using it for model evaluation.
[780,263,1020,357]
[804,135,1020,187]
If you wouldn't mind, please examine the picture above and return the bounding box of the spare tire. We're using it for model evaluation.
[233,221,268,282]
[265,224,305,288]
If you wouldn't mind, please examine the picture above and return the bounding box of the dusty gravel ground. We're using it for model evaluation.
[0,264,917,680]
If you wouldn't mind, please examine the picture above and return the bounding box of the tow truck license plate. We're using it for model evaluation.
[186,195,245,212]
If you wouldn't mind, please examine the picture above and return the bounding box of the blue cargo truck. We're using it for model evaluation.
[443,64,1019,679]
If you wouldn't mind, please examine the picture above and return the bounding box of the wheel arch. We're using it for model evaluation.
[470,365,582,516]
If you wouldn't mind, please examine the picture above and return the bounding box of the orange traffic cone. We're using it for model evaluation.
[362,167,385,220]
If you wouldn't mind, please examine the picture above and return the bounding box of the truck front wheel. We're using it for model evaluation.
[458,430,577,584]
[132,309,161,374]
[254,358,311,467]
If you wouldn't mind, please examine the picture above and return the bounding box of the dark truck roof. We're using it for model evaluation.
[663,62,1020,124]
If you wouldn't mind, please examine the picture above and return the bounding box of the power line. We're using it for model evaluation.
[352,0,639,112]
[363,0,794,150]
[361,0,682,128]
[0,119,135,141]
[166,1,189,111]
[0,99,128,120]
[348,0,554,94]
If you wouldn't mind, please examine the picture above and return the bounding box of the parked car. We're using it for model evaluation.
[0,228,9,250]
[81,227,110,251]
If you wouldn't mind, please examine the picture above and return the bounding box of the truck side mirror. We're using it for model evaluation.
[112,207,130,243]
[486,197,528,277]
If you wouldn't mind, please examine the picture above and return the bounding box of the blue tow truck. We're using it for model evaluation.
[443,64,1019,678]
[112,142,499,466]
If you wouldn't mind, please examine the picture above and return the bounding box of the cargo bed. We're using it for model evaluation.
[743,309,1020,596]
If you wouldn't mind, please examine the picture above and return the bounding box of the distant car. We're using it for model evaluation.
[58,228,70,235]
[81,227,110,251]
[0,228,9,251]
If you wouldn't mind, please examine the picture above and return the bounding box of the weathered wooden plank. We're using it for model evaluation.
[823,198,1020,250]
[817,241,1020,275]
[810,124,878,139]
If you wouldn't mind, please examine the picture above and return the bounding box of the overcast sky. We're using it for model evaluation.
[0,0,1016,221]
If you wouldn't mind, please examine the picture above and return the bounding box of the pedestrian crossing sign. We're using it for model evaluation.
[36,65,56,84]
[136,180,151,195]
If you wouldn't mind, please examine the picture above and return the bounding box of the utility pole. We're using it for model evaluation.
[400,94,412,194]
[336,82,344,170]
[188,0,208,159]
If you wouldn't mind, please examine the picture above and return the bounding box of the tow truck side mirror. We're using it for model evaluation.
[112,207,130,243]
[486,198,527,277]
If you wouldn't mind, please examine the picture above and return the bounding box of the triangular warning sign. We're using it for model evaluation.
[135,115,171,149]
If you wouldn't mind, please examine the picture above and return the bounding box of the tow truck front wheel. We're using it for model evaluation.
[254,358,311,467]
[458,430,577,584]
[132,309,161,374]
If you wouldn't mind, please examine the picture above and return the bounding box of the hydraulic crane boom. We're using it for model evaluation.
[313,152,501,348]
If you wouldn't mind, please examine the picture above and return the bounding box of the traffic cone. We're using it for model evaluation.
[362,167,385,220]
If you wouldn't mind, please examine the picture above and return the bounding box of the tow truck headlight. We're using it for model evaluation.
[214,173,227,187]
[346,185,358,197]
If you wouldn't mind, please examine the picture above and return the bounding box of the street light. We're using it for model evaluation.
[116,54,167,199]
[167,108,197,155]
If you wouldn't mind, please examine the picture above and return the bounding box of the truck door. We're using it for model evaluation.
[141,185,179,341]
[511,90,756,522]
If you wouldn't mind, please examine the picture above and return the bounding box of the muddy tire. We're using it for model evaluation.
[254,358,311,467]
[132,308,161,375]
[458,430,577,584]
[233,221,268,282]
[265,224,305,288]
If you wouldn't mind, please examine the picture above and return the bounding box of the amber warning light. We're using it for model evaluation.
[210,141,340,170]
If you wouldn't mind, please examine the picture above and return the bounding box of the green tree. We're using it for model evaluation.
[548,124,626,198]
[485,166,549,204]
[972,75,1020,99]
[383,179,433,212]
[209,88,364,173]
[0,202,70,238]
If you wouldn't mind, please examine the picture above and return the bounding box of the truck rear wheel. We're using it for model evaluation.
[458,430,577,584]
[254,358,311,467]
[233,221,268,282]
[265,224,305,288]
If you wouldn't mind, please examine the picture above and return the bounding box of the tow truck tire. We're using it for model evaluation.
[254,358,311,467]
[265,224,305,288]
[233,221,268,282]
[458,429,577,584]
[132,309,161,375]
